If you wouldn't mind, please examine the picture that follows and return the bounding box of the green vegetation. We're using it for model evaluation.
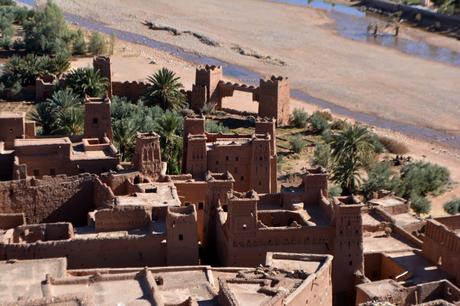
[312,142,331,169]
[144,68,187,111]
[289,135,306,154]
[361,161,399,200]
[328,185,343,197]
[291,108,308,128]
[72,29,87,55]
[88,32,107,55]
[30,88,83,135]
[444,198,460,215]
[310,111,331,134]
[329,124,376,193]
[206,120,229,133]
[64,67,108,98]
[0,54,70,92]
[410,193,431,216]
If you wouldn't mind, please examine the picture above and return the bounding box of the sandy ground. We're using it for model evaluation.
[54,0,460,135]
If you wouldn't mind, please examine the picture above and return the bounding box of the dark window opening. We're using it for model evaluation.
[185,202,190,206]
[198,202,204,210]
[349,261,353,266]
[9,128,13,133]
[223,205,228,212]
[226,156,229,161]
[235,157,239,161]
[49,169,56,176]
[92,118,98,124]
[240,176,244,181]
[33,169,39,177]
[179,234,183,241]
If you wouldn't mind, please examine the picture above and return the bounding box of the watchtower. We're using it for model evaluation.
[84,96,113,141]
[258,76,290,126]
[93,56,112,98]
[133,133,162,179]
[191,65,223,111]
[183,116,207,177]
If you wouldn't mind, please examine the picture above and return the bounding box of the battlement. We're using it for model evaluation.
[196,64,222,73]
[259,75,289,87]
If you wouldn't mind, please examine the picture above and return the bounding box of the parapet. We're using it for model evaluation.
[205,171,235,182]
[196,64,222,73]
[93,206,152,232]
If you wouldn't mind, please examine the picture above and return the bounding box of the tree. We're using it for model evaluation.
[144,68,186,111]
[361,161,399,200]
[156,111,183,174]
[23,1,73,54]
[410,193,431,216]
[291,108,308,128]
[312,142,331,169]
[329,124,376,194]
[72,29,87,55]
[88,32,107,55]
[310,111,330,134]
[48,53,71,78]
[289,135,306,154]
[30,89,83,135]
[443,198,460,215]
[64,67,108,98]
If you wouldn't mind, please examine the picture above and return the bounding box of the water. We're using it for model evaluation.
[274,0,460,67]
[14,0,460,149]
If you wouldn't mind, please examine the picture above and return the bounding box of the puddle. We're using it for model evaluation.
[273,0,460,67]
[13,0,460,149]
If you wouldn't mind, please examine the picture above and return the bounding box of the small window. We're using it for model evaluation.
[33,169,39,177]
[92,118,98,124]
[240,176,244,181]
[9,128,13,134]
[216,161,219,165]
[49,168,56,176]
[349,261,353,266]
[185,202,190,206]
[235,157,239,161]
[198,202,204,210]
[226,156,229,161]
[179,234,183,241]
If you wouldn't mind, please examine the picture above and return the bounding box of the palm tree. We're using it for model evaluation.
[50,53,71,78]
[144,68,186,111]
[156,111,183,173]
[30,101,55,135]
[329,124,376,194]
[65,67,108,98]
[113,117,138,161]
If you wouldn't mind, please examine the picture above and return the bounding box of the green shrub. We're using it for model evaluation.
[410,193,431,215]
[73,29,87,55]
[378,136,409,154]
[64,67,108,98]
[312,142,331,169]
[291,108,308,128]
[88,32,107,55]
[369,132,385,154]
[329,185,343,197]
[361,161,399,200]
[206,120,229,133]
[397,161,450,198]
[331,119,349,130]
[444,198,460,215]
[310,111,330,134]
[289,135,306,154]
[23,1,73,54]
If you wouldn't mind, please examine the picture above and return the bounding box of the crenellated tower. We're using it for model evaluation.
[258,76,290,126]
[132,132,162,179]
[84,96,113,141]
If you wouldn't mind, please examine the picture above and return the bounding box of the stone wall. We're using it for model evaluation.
[112,81,149,102]
[0,213,25,230]
[94,206,152,232]
[0,174,99,226]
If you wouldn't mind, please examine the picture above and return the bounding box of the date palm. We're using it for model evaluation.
[144,68,186,111]
[329,124,376,194]
[156,111,183,174]
[65,67,108,98]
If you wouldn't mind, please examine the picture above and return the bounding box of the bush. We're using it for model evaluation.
[73,29,87,55]
[23,1,73,54]
[397,161,450,198]
[331,119,349,130]
[205,120,229,133]
[329,185,343,197]
[310,111,330,134]
[378,136,409,154]
[361,161,399,200]
[444,199,460,215]
[291,108,308,128]
[88,32,107,55]
[410,193,431,215]
[289,135,306,154]
[369,132,385,154]
[312,142,331,169]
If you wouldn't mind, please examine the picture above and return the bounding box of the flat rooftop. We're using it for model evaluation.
[0,111,24,118]
[14,137,71,146]
[117,183,181,208]
[363,230,417,254]
[0,253,331,305]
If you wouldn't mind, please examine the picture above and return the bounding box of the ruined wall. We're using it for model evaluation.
[112,81,149,102]
[1,234,166,269]
[0,175,97,226]
[0,213,25,230]
[422,217,460,285]
[94,206,151,232]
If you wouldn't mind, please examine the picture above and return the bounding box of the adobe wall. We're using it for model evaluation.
[1,233,167,269]
[94,206,151,232]
[422,217,460,285]
[13,222,73,243]
[0,115,24,150]
[112,81,149,102]
[0,175,98,226]
[0,213,25,230]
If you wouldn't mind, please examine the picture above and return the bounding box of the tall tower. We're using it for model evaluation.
[191,65,223,111]
[93,56,112,98]
[332,197,364,301]
[84,96,113,141]
[182,116,207,178]
[302,167,328,205]
[166,205,199,266]
[258,76,290,126]
[133,133,162,179]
